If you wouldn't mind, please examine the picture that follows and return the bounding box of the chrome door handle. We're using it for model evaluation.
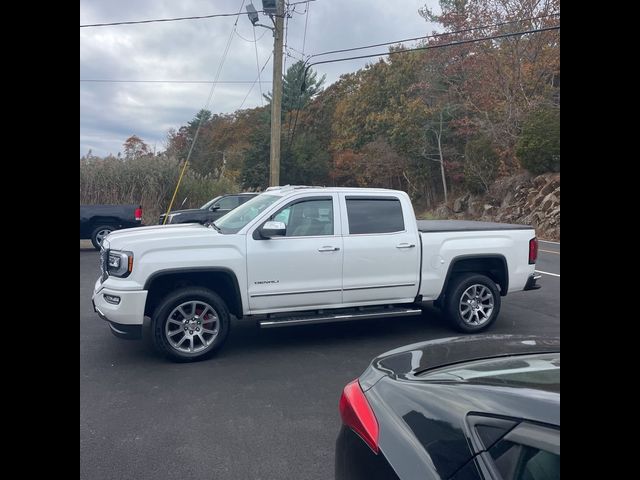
[396,243,415,249]
[318,246,340,252]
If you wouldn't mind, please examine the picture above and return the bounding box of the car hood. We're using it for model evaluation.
[102,223,219,251]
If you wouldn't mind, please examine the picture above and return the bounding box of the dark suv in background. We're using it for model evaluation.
[158,193,258,225]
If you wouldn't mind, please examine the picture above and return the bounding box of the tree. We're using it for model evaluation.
[264,61,326,112]
[464,135,499,193]
[516,104,560,174]
[123,135,150,160]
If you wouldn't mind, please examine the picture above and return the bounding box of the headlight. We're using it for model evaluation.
[107,250,134,277]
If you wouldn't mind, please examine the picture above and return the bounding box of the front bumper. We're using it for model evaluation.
[93,279,148,339]
[523,272,542,291]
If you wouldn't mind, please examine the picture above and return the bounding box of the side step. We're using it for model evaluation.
[259,307,422,329]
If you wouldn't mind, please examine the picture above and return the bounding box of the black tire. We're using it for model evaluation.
[90,224,116,250]
[444,273,501,333]
[151,287,230,362]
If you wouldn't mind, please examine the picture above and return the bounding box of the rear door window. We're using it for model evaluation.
[345,197,404,234]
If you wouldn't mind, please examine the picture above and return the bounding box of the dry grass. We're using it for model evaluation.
[80,155,240,224]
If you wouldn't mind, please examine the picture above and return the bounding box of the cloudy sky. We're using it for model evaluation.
[80,0,441,157]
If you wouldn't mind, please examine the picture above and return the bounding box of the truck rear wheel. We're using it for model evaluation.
[151,287,230,362]
[445,273,501,333]
[90,225,116,250]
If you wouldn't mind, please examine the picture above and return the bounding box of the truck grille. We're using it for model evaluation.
[100,247,109,282]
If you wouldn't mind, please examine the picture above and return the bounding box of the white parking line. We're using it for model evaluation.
[539,249,559,255]
[539,240,560,245]
[536,270,560,277]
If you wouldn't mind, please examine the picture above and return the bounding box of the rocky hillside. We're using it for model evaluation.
[428,172,560,241]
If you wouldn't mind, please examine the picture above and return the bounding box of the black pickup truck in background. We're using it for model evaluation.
[80,205,142,250]
[158,193,258,225]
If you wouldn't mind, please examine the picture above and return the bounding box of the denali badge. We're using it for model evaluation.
[254,280,280,284]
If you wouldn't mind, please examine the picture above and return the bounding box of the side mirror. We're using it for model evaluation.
[209,205,220,211]
[260,221,286,238]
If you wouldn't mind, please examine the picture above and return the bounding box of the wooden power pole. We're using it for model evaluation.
[269,0,284,187]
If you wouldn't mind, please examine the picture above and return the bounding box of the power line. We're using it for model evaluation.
[305,25,560,72]
[286,0,312,150]
[307,13,560,61]
[253,26,264,105]
[238,52,273,110]
[80,0,316,28]
[288,24,560,150]
[301,0,310,54]
[163,0,246,222]
[234,25,269,43]
[80,79,272,84]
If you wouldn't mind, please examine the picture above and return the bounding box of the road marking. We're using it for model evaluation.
[539,249,559,255]
[536,270,560,277]
[539,240,560,245]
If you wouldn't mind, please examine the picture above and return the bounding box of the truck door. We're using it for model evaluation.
[246,194,343,313]
[340,194,420,304]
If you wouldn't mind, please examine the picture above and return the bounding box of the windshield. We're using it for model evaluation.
[200,196,222,210]
[214,194,280,234]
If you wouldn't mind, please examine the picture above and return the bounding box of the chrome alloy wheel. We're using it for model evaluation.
[164,301,219,353]
[459,284,494,326]
[95,228,112,246]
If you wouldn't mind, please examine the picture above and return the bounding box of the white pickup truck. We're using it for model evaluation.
[92,186,541,361]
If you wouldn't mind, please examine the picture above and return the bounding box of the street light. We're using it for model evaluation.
[245,4,259,25]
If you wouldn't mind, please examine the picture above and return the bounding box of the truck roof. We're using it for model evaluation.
[264,185,406,197]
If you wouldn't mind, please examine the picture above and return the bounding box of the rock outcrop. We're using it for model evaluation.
[435,172,560,240]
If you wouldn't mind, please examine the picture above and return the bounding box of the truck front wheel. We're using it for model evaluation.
[445,273,501,333]
[151,287,230,362]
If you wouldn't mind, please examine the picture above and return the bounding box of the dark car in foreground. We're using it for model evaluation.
[335,335,560,480]
[158,193,258,225]
[80,204,143,250]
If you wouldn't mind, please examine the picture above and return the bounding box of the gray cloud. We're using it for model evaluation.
[80,0,440,156]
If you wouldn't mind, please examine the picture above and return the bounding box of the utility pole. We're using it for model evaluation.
[246,0,285,186]
[269,0,284,187]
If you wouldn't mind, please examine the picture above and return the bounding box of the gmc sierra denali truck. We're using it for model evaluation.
[92,186,541,362]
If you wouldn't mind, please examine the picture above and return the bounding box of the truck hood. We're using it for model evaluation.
[103,223,220,251]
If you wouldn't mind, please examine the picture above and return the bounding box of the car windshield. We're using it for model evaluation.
[200,196,222,210]
[214,194,280,234]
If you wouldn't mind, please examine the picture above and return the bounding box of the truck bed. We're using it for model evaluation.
[417,219,533,232]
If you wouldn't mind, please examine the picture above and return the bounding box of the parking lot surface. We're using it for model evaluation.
[80,247,560,480]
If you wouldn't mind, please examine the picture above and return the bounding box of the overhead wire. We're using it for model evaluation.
[80,79,271,84]
[253,25,265,105]
[286,0,312,150]
[80,0,316,28]
[287,21,560,150]
[238,52,273,110]
[307,12,560,62]
[163,0,247,223]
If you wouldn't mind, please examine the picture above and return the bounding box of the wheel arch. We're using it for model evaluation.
[144,268,243,319]
[437,254,509,302]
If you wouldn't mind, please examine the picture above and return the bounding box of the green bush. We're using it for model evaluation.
[516,105,560,174]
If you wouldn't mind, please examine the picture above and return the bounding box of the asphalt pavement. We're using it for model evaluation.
[80,245,560,480]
